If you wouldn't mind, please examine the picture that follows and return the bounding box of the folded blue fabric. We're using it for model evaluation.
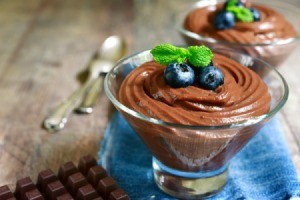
[98,112,300,200]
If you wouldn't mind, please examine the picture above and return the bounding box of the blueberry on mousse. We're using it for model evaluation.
[150,44,224,91]
[214,11,235,30]
[190,61,214,75]
[198,66,224,90]
[214,0,261,30]
[250,8,261,21]
[164,62,195,88]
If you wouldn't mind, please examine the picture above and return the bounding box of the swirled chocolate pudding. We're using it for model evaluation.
[182,0,298,66]
[118,45,271,171]
[119,55,270,125]
[184,5,297,44]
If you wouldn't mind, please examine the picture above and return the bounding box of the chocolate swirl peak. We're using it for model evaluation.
[119,54,271,126]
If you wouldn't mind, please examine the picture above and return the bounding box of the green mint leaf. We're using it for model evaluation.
[187,46,213,67]
[150,44,188,65]
[226,0,238,8]
[227,6,254,22]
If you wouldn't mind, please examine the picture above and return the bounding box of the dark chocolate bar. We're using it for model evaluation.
[0,155,129,200]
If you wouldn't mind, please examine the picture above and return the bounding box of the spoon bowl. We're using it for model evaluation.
[43,36,126,131]
[100,36,127,63]
[76,36,127,114]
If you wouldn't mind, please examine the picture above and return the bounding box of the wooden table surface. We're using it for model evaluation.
[0,0,299,190]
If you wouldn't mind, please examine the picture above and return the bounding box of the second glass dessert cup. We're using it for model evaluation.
[104,49,288,199]
[174,0,300,67]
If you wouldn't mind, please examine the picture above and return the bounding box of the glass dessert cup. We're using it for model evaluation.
[104,49,288,199]
[174,0,300,67]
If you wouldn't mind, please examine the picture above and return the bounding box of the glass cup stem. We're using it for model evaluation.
[153,157,228,199]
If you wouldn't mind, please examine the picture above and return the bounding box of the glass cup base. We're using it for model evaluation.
[153,158,228,199]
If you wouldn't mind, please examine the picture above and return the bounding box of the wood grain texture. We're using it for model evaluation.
[0,0,134,188]
[0,0,299,191]
[278,45,300,172]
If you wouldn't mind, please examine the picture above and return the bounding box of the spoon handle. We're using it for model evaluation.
[75,75,104,114]
[43,79,95,132]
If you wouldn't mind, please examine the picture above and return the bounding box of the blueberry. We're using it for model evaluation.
[214,11,235,30]
[250,8,261,21]
[190,61,214,75]
[198,66,224,90]
[164,62,195,88]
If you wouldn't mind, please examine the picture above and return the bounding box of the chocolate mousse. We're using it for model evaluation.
[119,54,270,126]
[184,4,297,44]
[118,49,271,171]
[182,1,298,66]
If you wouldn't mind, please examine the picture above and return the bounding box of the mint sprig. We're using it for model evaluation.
[227,6,254,22]
[226,0,238,8]
[150,44,188,65]
[150,44,213,68]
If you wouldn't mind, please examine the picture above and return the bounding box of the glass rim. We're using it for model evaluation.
[174,0,300,47]
[104,49,289,130]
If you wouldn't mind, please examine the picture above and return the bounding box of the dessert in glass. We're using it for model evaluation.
[175,0,300,67]
[104,44,288,199]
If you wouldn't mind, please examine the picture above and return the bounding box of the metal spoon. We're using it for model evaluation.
[76,36,126,114]
[43,36,126,132]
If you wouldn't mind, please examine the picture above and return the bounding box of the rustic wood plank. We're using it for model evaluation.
[0,0,134,188]
[278,45,300,173]
[0,0,43,187]
[279,113,300,174]
[0,0,40,73]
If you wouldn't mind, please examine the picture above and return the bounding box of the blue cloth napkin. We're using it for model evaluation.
[98,112,300,200]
